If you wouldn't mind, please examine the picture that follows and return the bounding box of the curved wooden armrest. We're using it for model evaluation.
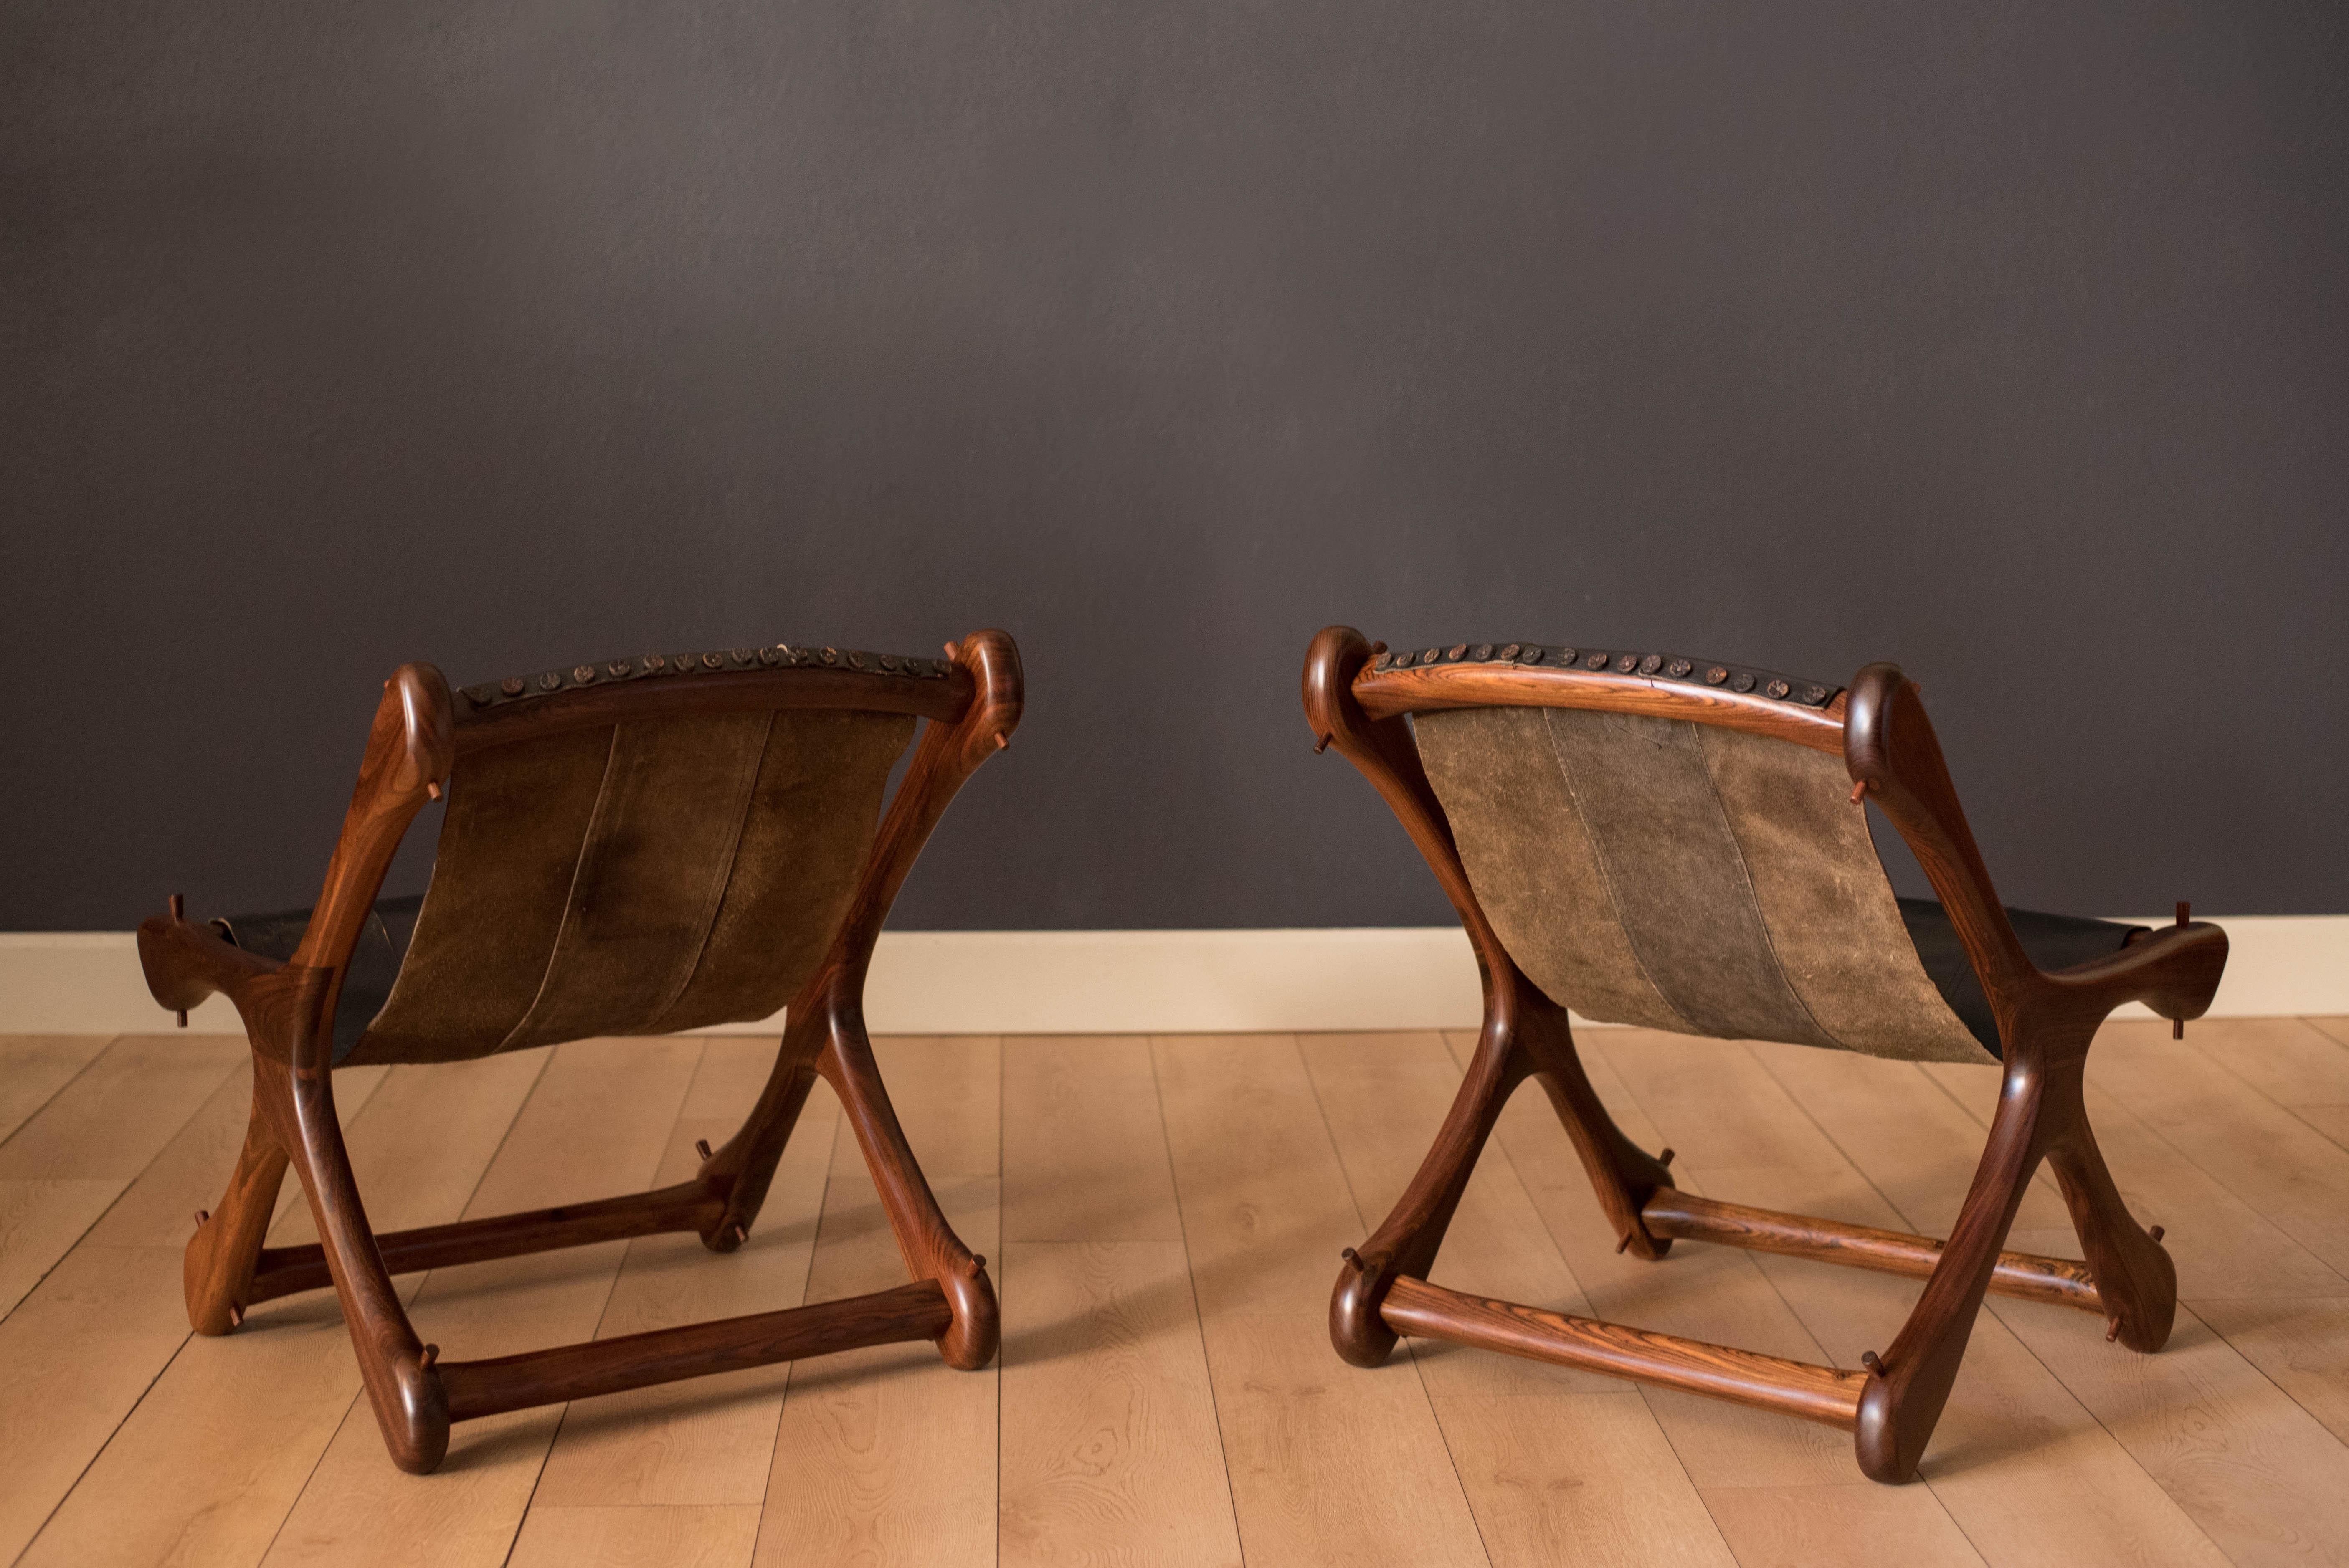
[2043,921,2228,1021]
[137,909,285,1016]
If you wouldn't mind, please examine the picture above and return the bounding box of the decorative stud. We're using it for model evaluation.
[572,664,595,683]
[465,685,495,705]
[1372,652,1392,670]
[699,652,722,671]
[731,649,756,666]
[1705,666,1728,685]
[501,676,526,696]
[1472,643,1493,660]
[644,655,667,673]
[1639,653,1663,675]
[1731,672,1756,692]
[847,651,867,670]
[1447,643,1467,660]
[820,648,839,666]
[1521,646,1546,664]
[1803,684,1829,704]
[607,660,631,678]
[1613,653,1638,673]
[536,671,561,691]
[758,646,782,666]
[1556,648,1575,663]
[1667,658,1692,677]
[1766,679,1791,699]
[1584,651,1608,670]
[1498,643,1520,660]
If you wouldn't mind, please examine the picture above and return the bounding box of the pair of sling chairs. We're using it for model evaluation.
[140,625,2225,1483]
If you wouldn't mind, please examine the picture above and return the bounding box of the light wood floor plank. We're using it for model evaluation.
[753,1036,1001,1568]
[1154,1033,1488,1568]
[998,1027,1240,1564]
[1432,1389,1737,1567]
[1000,1241,1242,1568]
[0,1045,391,1561]
[509,1503,762,1568]
[19,1050,549,1568]
[0,1035,115,1145]
[2080,1021,2349,1275]
[0,1032,248,1317]
[1300,1029,1619,1398]
[0,1246,195,1562]
[1712,1162,2249,1568]
[1523,1032,1859,1488]
[534,1040,841,1508]
[2190,1297,2349,1445]
[1003,1034,1184,1242]
[259,1036,705,1568]
[1700,1482,1988,1568]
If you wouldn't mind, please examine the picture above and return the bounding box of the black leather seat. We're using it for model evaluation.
[1898,899,2141,1057]
[211,895,422,1061]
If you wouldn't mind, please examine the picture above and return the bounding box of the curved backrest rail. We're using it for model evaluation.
[1354,641,1848,754]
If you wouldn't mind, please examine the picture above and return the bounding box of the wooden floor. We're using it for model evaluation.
[4,1019,2349,1565]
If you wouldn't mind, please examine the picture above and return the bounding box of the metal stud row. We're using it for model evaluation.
[1367,643,1836,708]
[463,645,951,709]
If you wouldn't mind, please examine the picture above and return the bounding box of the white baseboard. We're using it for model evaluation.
[3,918,2339,1038]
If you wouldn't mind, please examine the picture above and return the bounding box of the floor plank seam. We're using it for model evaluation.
[1292,1034,1498,1568]
[2190,1028,2349,1158]
[1144,1036,1253,1568]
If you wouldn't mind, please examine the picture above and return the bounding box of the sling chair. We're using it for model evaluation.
[1301,627,2227,1483]
[139,631,1021,1473]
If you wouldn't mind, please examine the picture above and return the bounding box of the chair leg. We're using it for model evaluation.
[1331,1020,1526,1367]
[257,1051,450,1474]
[815,1020,998,1371]
[701,1025,827,1253]
[185,1082,289,1336]
[1331,990,1675,1368]
[1514,990,1676,1261]
[1856,1054,2053,1483]
[2046,1086,2176,1353]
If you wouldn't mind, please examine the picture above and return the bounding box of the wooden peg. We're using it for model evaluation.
[1861,1350,1885,1376]
[418,1343,439,1370]
[426,780,443,801]
[2173,902,2191,1036]
[993,731,1009,750]
[694,1138,713,1162]
[1848,779,1873,806]
[1657,1148,1675,1168]
[194,1208,210,1232]
[1615,1233,1634,1254]
[1314,732,1333,754]
[170,894,189,1025]
[2149,1225,2165,1245]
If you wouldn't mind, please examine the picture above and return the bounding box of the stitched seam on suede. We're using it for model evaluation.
[1693,725,1842,1051]
[644,709,777,1030]
[493,724,623,1054]
[1537,706,1695,1033]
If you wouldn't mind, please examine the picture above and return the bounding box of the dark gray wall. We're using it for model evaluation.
[5,1,2344,932]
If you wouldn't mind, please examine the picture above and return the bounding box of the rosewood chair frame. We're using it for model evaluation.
[139,631,1021,1473]
[1303,626,2227,1482]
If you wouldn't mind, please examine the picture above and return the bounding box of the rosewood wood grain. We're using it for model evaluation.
[438,1281,952,1421]
[454,661,973,753]
[139,628,1021,1474]
[1305,626,2229,1486]
[1640,1188,2102,1311]
[241,1181,728,1306]
[1353,659,1849,753]
[1381,1276,1869,1428]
